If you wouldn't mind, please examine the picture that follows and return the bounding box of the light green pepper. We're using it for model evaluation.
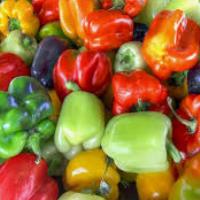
[54,91,105,159]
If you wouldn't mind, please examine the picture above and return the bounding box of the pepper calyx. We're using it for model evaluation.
[66,81,80,92]
[9,18,21,32]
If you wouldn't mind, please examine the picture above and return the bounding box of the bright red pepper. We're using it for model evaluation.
[83,10,133,51]
[112,70,168,115]
[101,0,113,9]
[32,0,59,25]
[142,10,200,80]
[171,95,200,158]
[53,49,112,100]
[0,153,58,200]
[0,53,30,91]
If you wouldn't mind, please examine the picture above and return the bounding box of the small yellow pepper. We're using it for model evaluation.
[0,0,40,36]
[63,149,120,200]
[136,167,176,200]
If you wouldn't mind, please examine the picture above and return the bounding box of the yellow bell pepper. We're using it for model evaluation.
[59,0,97,44]
[136,167,176,200]
[0,0,39,36]
[63,149,120,200]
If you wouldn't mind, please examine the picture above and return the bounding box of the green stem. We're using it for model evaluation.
[166,139,182,163]
[35,155,41,165]
[167,97,197,134]
[110,0,125,9]
[66,81,80,92]
[9,18,21,32]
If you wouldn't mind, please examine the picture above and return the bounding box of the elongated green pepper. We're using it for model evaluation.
[0,76,54,160]
[55,91,105,159]
[0,30,37,65]
[102,112,181,173]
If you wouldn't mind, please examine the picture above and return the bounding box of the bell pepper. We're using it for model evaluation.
[0,153,58,200]
[0,30,38,65]
[169,95,200,158]
[31,36,68,88]
[32,0,59,25]
[112,70,168,115]
[55,91,105,159]
[0,0,39,36]
[114,41,146,73]
[59,0,97,45]
[53,49,112,101]
[59,192,105,200]
[142,10,200,80]
[83,10,133,51]
[102,111,181,173]
[64,149,120,200]
[169,153,200,200]
[0,53,30,91]
[136,167,176,200]
[0,76,54,160]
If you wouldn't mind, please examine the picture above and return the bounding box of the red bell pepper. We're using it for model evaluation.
[32,0,59,25]
[0,153,58,200]
[169,95,200,158]
[0,53,30,91]
[142,10,200,80]
[83,10,133,51]
[112,70,168,115]
[53,49,112,100]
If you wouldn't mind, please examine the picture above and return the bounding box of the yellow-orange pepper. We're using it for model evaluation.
[136,167,176,200]
[59,0,97,44]
[63,149,120,200]
[0,0,40,36]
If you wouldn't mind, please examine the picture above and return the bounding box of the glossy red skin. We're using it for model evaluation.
[172,95,200,158]
[112,70,168,115]
[101,0,113,9]
[150,100,170,116]
[0,153,58,200]
[0,53,30,91]
[83,10,133,51]
[53,49,112,101]
[33,0,59,25]
[142,10,200,80]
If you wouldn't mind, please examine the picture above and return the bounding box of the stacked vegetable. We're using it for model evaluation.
[0,0,200,199]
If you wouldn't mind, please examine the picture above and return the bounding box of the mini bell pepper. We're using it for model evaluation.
[0,0,39,36]
[59,0,97,45]
[53,49,112,101]
[169,95,200,157]
[59,192,105,200]
[114,41,146,73]
[83,10,133,51]
[136,167,176,200]
[0,76,54,160]
[0,153,58,200]
[64,149,120,200]
[112,70,168,115]
[102,111,181,173]
[31,36,68,88]
[0,30,38,65]
[55,91,105,159]
[32,0,59,25]
[0,53,30,91]
[142,10,200,80]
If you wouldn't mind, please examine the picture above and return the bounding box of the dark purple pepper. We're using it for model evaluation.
[31,36,68,88]
[133,23,148,42]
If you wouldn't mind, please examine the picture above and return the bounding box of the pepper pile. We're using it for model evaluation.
[0,0,200,199]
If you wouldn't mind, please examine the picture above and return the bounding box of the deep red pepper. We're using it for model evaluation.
[32,0,59,25]
[53,49,112,101]
[0,53,30,91]
[0,153,58,200]
[83,9,133,51]
[171,95,200,158]
[112,70,168,115]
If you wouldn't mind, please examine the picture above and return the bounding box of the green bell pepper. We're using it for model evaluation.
[0,30,37,65]
[101,112,181,173]
[114,41,146,73]
[0,76,54,160]
[58,192,105,200]
[55,91,105,159]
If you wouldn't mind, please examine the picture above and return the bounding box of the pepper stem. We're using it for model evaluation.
[22,35,32,48]
[167,97,197,134]
[166,139,182,163]
[9,18,21,32]
[66,81,80,92]
[110,0,125,9]
[35,155,41,165]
